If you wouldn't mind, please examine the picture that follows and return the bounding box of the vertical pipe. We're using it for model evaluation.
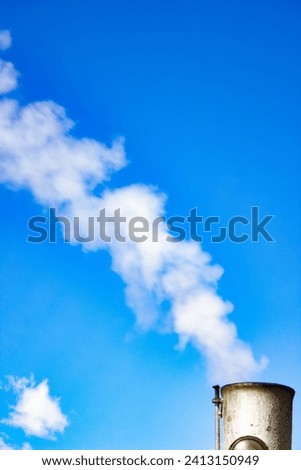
[212,385,221,450]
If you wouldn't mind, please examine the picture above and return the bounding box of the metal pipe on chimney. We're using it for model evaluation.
[212,385,222,450]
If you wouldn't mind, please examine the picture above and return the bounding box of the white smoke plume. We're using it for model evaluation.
[0,31,267,383]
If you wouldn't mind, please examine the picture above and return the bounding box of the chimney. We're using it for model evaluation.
[214,382,295,450]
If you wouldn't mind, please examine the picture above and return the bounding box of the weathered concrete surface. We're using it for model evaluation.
[221,382,295,450]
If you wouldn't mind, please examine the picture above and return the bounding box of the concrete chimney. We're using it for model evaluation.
[220,382,295,450]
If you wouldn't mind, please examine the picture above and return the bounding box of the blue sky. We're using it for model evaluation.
[0,0,300,450]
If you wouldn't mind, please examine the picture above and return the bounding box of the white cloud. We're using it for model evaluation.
[0,31,267,383]
[0,29,17,94]
[0,59,18,94]
[0,30,12,51]
[2,376,68,440]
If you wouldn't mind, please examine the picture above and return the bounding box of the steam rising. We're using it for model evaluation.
[0,32,267,382]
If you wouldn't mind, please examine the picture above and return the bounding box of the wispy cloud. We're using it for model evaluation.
[0,436,13,450]
[0,30,12,51]
[2,376,68,440]
[0,435,31,450]
[0,30,17,94]
[0,30,267,383]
